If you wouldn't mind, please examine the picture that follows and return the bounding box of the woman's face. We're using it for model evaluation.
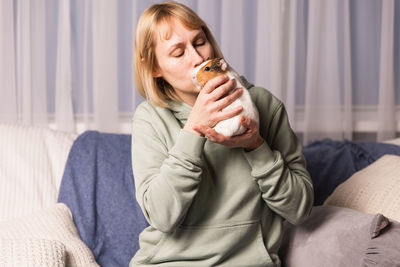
[153,17,214,106]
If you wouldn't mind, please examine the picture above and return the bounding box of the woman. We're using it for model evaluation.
[131,2,313,266]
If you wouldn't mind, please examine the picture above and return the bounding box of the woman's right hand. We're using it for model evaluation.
[184,75,244,136]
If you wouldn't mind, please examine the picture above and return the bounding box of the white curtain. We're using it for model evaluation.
[0,0,399,143]
[302,0,353,144]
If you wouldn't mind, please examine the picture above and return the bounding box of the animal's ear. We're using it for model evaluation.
[219,58,227,71]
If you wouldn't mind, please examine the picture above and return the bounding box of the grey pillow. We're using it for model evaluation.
[279,206,400,267]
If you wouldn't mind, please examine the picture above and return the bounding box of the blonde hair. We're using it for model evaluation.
[134,1,223,107]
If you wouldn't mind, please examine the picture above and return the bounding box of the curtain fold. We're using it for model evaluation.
[284,0,303,127]
[0,0,17,122]
[343,0,353,141]
[92,0,118,133]
[55,0,75,131]
[131,0,139,116]
[81,0,90,130]
[16,0,32,125]
[0,0,398,141]
[377,0,396,141]
[31,0,47,125]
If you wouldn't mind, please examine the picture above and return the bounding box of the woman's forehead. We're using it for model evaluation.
[155,17,201,42]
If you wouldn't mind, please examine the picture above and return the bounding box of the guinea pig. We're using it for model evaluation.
[191,58,259,137]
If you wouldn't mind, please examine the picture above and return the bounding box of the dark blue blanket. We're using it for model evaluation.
[58,131,148,267]
[58,132,400,266]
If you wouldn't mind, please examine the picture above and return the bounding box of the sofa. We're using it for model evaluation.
[1,122,400,267]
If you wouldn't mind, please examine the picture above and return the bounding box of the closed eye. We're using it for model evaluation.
[194,36,206,47]
[172,49,184,57]
[194,41,205,47]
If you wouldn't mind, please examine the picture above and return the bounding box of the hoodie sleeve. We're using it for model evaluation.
[131,104,206,233]
[243,98,314,225]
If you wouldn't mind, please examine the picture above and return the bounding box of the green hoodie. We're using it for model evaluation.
[130,83,313,267]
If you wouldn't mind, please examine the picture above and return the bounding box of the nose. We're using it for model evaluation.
[189,46,205,67]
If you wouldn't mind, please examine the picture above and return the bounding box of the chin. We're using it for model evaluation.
[188,84,200,93]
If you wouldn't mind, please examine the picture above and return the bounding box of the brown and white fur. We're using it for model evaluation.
[191,58,259,137]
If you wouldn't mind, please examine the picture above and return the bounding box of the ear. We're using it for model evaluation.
[152,67,162,78]
[219,58,227,71]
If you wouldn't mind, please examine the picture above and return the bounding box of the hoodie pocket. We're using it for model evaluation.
[142,220,273,266]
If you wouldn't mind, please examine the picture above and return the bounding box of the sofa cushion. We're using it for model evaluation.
[0,203,99,267]
[302,139,400,205]
[280,205,400,267]
[384,137,400,146]
[0,123,77,221]
[324,154,400,222]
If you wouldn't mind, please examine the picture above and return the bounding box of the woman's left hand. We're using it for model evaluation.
[193,116,264,151]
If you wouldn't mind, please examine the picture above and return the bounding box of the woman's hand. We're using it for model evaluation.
[184,75,244,136]
[193,115,264,151]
